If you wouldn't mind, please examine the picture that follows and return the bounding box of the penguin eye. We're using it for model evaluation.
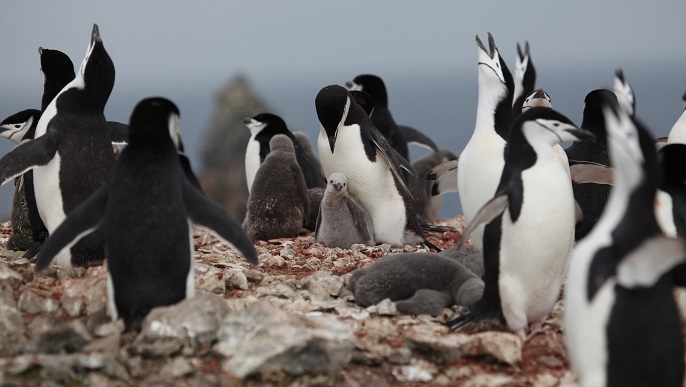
[14,124,21,129]
[553,123,560,127]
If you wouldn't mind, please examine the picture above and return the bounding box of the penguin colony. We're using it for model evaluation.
[2,24,686,385]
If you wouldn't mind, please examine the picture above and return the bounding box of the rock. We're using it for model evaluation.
[365,298,398,316]
[138,293,230,352]
[215,302,354,378]
[406,329,522,366]
[18,286,60,314]
[0,303,26,355]
[0,262,23,289]
[195,263,226,294]
[280,245,296,259]
[199,75,274,219]
[160,356,194,378]
[391,359,437,383]
[462,374,517,387]
[82,335,121,355]
[302,271,343,300]
[94,320,125,337]
[224,268,249,290]
[24,320,91,354]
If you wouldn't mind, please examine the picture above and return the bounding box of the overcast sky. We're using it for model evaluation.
[0,1,685,218]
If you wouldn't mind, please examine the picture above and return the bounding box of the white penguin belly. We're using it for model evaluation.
[498,162,576,330]
[33,152,70,266]
[318,129,406,246]
[458,135,505,249]
[245,137,260,193]
[565,243,614,387]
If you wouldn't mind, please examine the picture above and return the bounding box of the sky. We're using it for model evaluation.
[0,1,685,219]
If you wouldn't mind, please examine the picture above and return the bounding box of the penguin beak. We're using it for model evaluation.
[566,128,596,143]
[332,182,343,190]
[328,129,338,153]
[242,117,252,125]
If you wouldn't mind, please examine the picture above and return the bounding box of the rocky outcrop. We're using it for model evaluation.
[198,75,274,220]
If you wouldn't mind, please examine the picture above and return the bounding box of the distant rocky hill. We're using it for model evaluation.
[198,75,274,221]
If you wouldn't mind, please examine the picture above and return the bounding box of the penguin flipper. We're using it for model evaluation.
[34,185,108,271]
[182,180,258,265]
[617,235,686,288]
[458,194,509,249]
[397,125,439,152]
[569,161,614,185]
[369,136,413,196]
[345,196,374,244]
[107,121,129,144]
[178,152,203,193]
[0,130,59,185]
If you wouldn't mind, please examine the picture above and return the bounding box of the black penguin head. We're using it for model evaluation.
[521,89,552,113]
[516,107,595,145]
[582,89,618,135]
[128,97,180,147]
[613,69,635,116]
[65,24,114,111]
[327,172,347,192]
[243,113,288,137]
[350,90,375,117]
[39,47,76,110]
[601,94,657,191]
[38,48,75,87]
[316,85,352,153]
[268,134,295,154]
[346,74,388,108]
[0,109,40,144]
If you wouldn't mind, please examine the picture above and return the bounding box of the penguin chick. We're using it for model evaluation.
[348,251,484,316]
[410,149,457,221]
[315,173,374,248]
[244,134,310,241]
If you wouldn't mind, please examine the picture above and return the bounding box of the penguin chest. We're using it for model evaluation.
[33,150,65,232]
[458,134,506,247]
[318,128,406,245]
[245,137,261,193]
[497,163,576,328]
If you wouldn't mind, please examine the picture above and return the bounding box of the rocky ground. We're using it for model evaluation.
[0,217,578,386]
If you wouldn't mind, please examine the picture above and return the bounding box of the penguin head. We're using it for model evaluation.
[316,85,353,153]
[476,33,514,91]
[128,97,180,147]
[518,107,595,145]
[346,74,388,108]
[515,41,536,89]
[38,47,75,86]
[521,89,552,113]
[328,172,347,192]
[71,24,114,110]
[581,89,617,134]
[243,113,288,137]
[0,109,39,144]
[350,90,375,117]
[601,94,657,190]
[613,69,635,116]
[268,134,295,154]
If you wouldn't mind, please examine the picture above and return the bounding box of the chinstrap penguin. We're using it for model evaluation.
[564,94,685,387]
[315,172,374,248]
[448,107,595,340]
[34,97,257,330]
[0,25,117,267]
[315,84,438,249]
[457,32,515,250]
[612,69,635,117]
[666,91,686,144]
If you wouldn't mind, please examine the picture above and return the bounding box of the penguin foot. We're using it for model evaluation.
[23,240,45,259]
[515,329,527,342]
[525,321,544,341]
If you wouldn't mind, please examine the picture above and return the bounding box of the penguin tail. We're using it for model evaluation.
[446,312,476,331]
[446,299,504,332]
[420,223,455,233]
[23,240,45,259]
